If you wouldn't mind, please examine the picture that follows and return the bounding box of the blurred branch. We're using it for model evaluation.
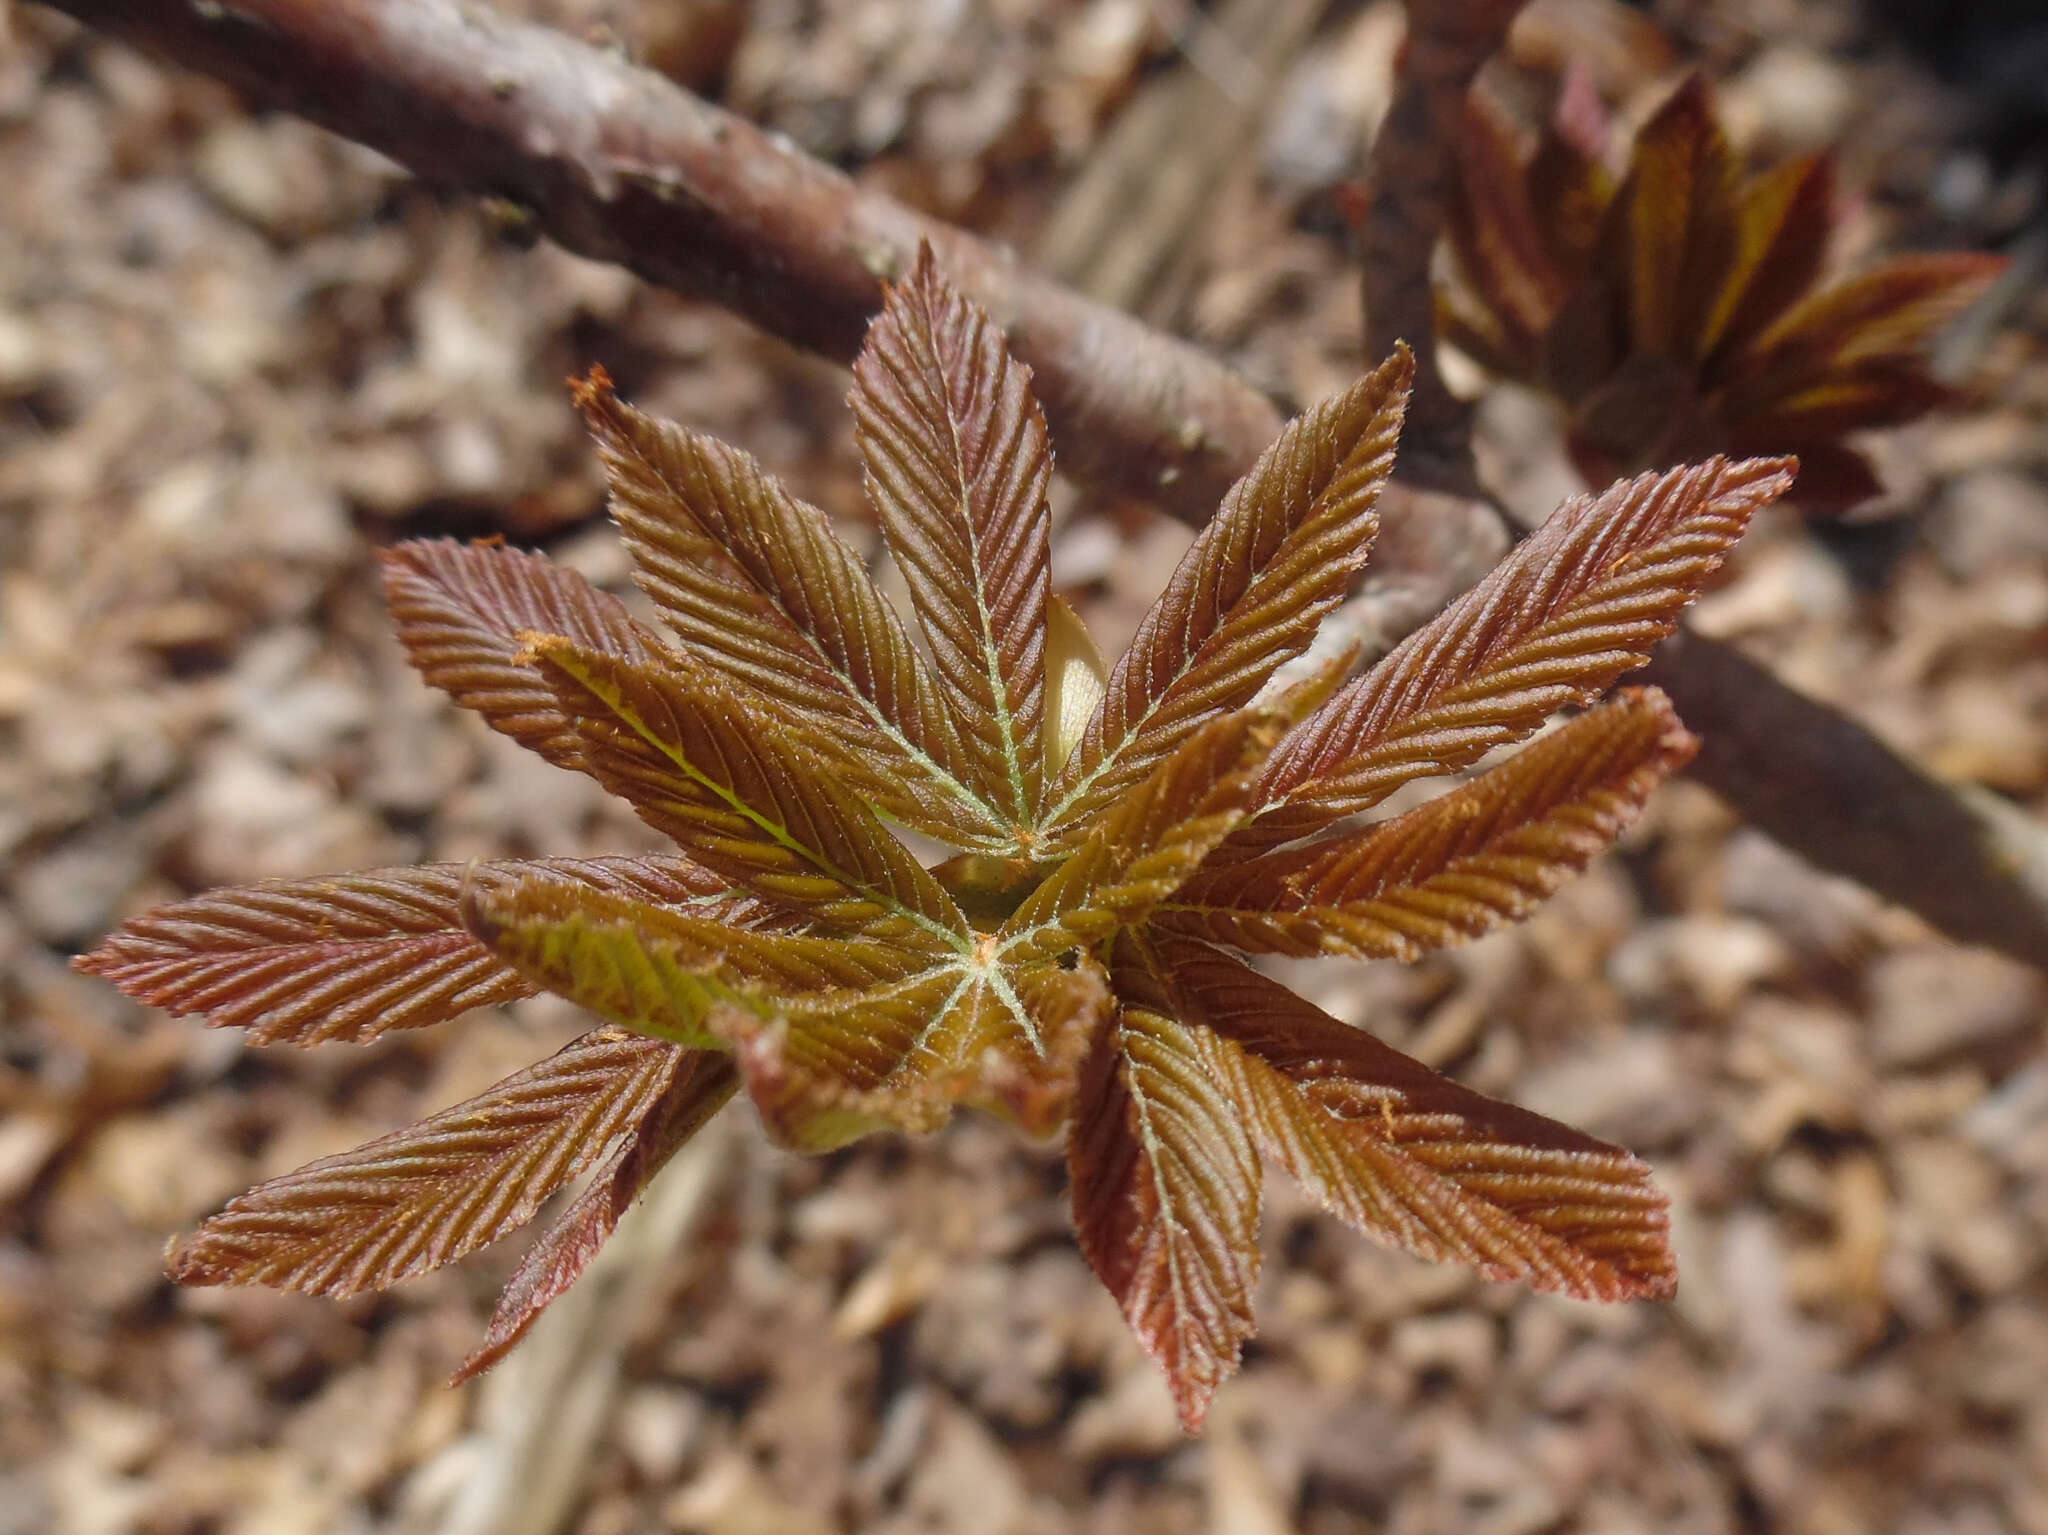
[1359,0,1524,485]
[40,0,2048,966]
[1645,634,2048,964]
[41,0,1287,528]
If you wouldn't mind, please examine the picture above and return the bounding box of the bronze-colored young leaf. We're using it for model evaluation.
[451,1048,738,1384]
[851,244,1050,822]
[73,856,755,1046]
[1609,74,1739,362]
[1042,347,1411,839]
[1441,70,2007,509]
[714,992,962,1153]
[1243,456,1790,846]
[86,243,1777,1427]
[576,369,1004,848]
[1449,88,1574,363]
[1525,66,1614,283]
[1165,689,1696,957]
[380,540,658,774]
[529,636,968,945]
[711,950,1109,1154]
[1700,154,1835,364]
[1722,253,2006,437]
[1152,935,1676,1301]
[982,958,1113,1139]
[170,1027,700,1296]
[1069,964,1262,1434]
[463,872,922,1047]
[713,965,1031,1151]
[1004,709,1281,960]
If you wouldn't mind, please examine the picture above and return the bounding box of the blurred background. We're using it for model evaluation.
[2,0,2046,1530]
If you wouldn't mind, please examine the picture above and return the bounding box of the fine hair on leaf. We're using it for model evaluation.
[79,242,1793,1430]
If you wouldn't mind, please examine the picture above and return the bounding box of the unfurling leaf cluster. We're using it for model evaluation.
[1441,70,2003,511]
[80,245,1794,1431]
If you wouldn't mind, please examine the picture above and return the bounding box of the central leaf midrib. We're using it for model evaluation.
[592,672,970,955]
[889,340,1035,826]
[629,461,1013,849]
[1038,538,1303,837]
[1122,1018,1209,1377]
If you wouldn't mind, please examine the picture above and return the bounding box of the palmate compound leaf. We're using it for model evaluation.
[169,1026,732,1298]
[1039,346,1413,842]
[1234,455,1793,852]
[452,748,1105,1153]
[379,540,659,773]
[1143,932,1677,1303]
[1001,650,1354,962]
[851,244,1050,825]
[716,957,1114,1154]
[1160,688,1697,959]
[1072,923,1677,1434]
[1441,70,2008,511]
[525,636,969,947]
[574,369,1008,850]
[73,856,767,1046]
[83,253,1744,1425]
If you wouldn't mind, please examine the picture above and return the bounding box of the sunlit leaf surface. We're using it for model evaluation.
[80,245,1793,1429]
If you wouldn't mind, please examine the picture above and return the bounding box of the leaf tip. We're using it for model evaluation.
[448,1326,521,1387]
[163,1229,232,1290]
[568,362,617,414]
[570,364,638,459]
[1383,338,1418,388]
[454,859,503,948]
[68,944,113,980]
[1718,452,1801,514]
[1172,1382,1219,1437]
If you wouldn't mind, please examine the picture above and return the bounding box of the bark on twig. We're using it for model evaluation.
[1646,634,2048,963]
[39,0,2048,966]
[1358,0,1523,484]
[42,0,1287,528]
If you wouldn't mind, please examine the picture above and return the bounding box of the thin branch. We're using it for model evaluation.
[1359,0,1524,483]
[39,0,2048,967]
[1645,633,2048,962]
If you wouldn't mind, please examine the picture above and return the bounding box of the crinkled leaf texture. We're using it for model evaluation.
[169,1027,733,1298]
[76,245,1792,1427]
[1441,70,2004,509]
[74,856,763,1046]
[851,244,1051,825]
